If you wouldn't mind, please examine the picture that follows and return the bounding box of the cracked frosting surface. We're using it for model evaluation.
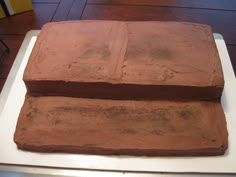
[24,20,224,87]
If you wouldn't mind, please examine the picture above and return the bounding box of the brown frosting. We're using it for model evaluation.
[14,96,228,156]
[16,21,228,156]
[23,21,224,100]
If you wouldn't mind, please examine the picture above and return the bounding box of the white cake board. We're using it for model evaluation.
[0,31,235,175]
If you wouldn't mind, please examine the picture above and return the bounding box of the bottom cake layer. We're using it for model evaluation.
[14,96,228,156]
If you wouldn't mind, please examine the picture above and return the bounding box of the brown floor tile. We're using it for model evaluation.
[227,45,236,76]
[87,0,236,10]
[0,35,24,78]
[82,5,236,44]
[0,3,58,35]
[67,0,87,20]
[32,0,60,3]
[52,0,74,21]
[0,78,5,93]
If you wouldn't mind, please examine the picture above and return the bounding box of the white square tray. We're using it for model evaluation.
[0,31,235,175]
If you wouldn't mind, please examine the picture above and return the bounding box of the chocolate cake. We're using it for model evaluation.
[23,21,224,100]
[14,96,228,156]
[14,20,228,156]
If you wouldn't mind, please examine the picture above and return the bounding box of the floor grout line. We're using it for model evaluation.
[0,34,25,36]
[50,2,61,22]
[66,0,76,20]
[226,44,236,46]
[87,3,236,12]
[32,2,60,4]
[79,0,88,19]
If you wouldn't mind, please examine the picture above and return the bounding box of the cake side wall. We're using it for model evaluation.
[25,80,223,100]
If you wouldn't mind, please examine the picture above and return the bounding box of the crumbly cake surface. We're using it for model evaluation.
[14,96,228,156]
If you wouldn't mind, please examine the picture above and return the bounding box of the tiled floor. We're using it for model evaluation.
[0,0,236,92]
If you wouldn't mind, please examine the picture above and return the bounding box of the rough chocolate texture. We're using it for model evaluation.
[14,96,228,156]
[23,21,224,100]
[14,21,228,156]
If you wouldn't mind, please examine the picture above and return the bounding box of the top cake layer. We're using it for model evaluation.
[24,21,224,100]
